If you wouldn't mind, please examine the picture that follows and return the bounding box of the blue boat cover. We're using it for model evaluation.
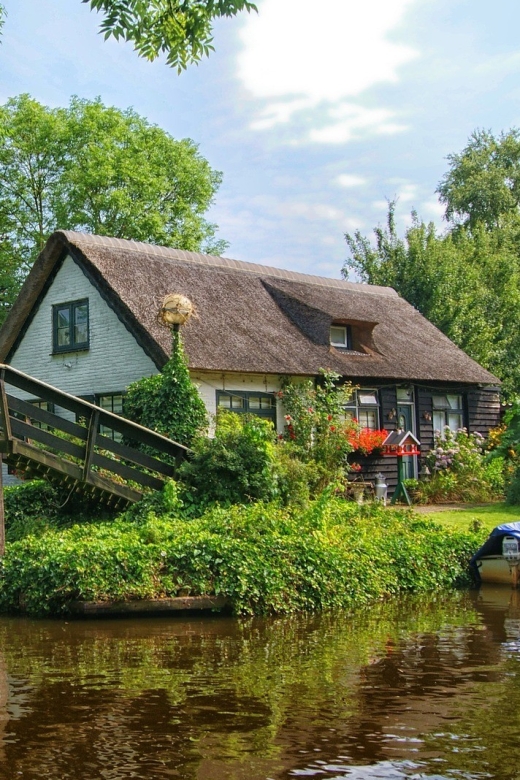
[470,522,520,581]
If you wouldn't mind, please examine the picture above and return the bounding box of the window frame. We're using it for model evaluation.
[343,388,380,430]
[216,390,277,423]
[432,393,465,435]
[330,324,353,350]
[96,393,125,442]
[52,298,90,354]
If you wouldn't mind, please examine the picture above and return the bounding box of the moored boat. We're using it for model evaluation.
[471,522,520,587]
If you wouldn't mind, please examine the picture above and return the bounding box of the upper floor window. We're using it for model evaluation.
[330,324,352,349]
[53,299,89,353]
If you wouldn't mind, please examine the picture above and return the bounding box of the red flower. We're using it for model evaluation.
[347,428,387,455]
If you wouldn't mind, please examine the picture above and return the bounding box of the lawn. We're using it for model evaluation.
[410,502,520,533]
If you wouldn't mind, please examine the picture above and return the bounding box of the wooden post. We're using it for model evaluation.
[0,379,12,444]
[0,454,4,557]
[390,457,412,506]
[83,409,99,483]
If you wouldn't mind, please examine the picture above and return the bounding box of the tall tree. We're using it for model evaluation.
[344,203,520,398]
[437,128,520,230]
[0,2,256,70]
[0,94,226,323]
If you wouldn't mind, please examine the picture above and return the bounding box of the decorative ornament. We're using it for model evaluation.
[158,294,194,327]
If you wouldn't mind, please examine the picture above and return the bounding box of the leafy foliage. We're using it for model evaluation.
[278,371,356,490]
[178,410,280,510]
[124,330,208,449]
[437,128,520,229]
[85,0,257,71]
[344,202,520,398]
[0,497,483,616]
[0,94,226,324]
[416,427,503,503]
[487,400,520,504]
[3,480,116,542]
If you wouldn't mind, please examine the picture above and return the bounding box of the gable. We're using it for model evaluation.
[9,254,158,397]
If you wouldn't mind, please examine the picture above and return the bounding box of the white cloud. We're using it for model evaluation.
[336,174,368,188]
[421,198,445,218]
[237,0,418,142]
[239,0,417,102]
[309,105,408,144]
[398,183,418,203]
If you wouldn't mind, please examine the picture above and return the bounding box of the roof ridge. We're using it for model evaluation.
[58,230,398,298]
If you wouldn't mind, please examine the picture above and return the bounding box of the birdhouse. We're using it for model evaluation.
[381,429,420,457]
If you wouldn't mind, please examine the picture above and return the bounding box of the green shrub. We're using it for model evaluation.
[124,330,207,450]
[178,410,279,511]
[4,480,116,542]
[277,370,355,491]
[0,498,484,616]
[418,427,502,503]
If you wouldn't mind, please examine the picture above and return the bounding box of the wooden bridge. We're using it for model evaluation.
[0,364,188,516]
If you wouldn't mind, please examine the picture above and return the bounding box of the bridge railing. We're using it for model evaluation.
[0,364,189,508]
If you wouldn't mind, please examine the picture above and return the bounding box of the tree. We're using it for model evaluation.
[344,202,520,398]
[0,94,226,322]
[86,0,257,70]
[0,2,257,71]
[437,128,520,229]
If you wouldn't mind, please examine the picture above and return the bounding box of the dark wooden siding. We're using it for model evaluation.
[349,381,501,497]
[467,386,501,437]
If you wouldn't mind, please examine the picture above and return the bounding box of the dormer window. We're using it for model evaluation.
[330,324,352,349]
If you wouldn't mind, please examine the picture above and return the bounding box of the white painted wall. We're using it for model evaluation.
[9,254,158,401]
[191,370,285,432]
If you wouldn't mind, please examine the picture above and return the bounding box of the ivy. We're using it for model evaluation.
[123,329,208,451]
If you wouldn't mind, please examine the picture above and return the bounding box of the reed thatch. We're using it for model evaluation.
[0,231,499,385]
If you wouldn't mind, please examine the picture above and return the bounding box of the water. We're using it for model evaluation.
[0,588,518,779]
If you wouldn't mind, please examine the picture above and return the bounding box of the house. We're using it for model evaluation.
[0,230,501,492]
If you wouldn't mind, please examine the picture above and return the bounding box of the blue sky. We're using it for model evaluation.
[1,0,520,277]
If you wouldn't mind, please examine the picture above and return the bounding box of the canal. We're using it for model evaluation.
[0,587,517,779]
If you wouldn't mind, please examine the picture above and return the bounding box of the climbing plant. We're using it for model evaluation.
[124,329,208,449]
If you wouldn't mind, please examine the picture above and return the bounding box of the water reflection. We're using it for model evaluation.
[0,590,517,778]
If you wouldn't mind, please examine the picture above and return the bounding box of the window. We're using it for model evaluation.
[432,394,464,434]
[97,394,124,442]
[330,324,352,349]
[344,388,380,429]
[216,391,276,423]
[28,399,55,431]
[53,299,89,353]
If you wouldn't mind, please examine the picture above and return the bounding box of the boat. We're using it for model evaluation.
[471,522,520,587]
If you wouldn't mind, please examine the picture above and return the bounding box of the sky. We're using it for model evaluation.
[1,0,520,278]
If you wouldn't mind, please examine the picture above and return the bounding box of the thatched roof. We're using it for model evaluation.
[0,231,499,385]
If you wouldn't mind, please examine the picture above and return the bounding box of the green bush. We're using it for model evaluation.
[0,497,484,616]
[418,427,502,503]
[277,370,355,492]
[178,410,280,511]
[4,480,116,542]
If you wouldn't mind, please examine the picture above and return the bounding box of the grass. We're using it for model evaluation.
[408,502,520,533]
